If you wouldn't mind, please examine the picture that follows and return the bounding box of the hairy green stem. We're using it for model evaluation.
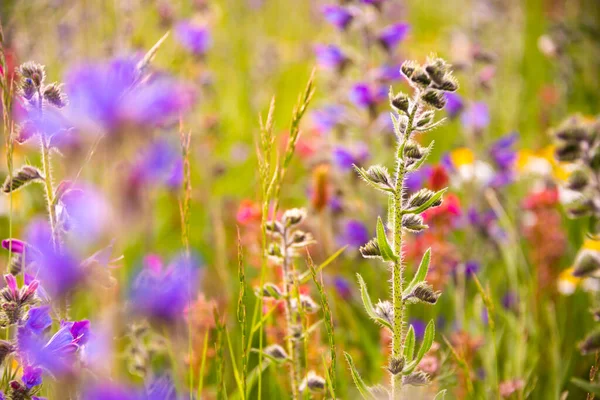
[281,230,301,399]
[391,101,418,399]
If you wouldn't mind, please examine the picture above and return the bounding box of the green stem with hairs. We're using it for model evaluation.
[391,99,419,399]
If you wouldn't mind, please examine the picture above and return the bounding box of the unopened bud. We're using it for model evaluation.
[282,208,307,227]
[421,89,447,109]
[391,92,410,113]
[403,371,430,386]
[359,239,382,259]
[264,344,288,360]
[402,214,428,232]
[387,357,405,375]
[300,371,326,393]
[573,249,600,278]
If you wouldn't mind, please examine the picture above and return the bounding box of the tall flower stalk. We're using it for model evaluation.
[345,55,458,399]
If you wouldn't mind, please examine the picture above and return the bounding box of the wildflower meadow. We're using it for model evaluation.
[1,0,600,399]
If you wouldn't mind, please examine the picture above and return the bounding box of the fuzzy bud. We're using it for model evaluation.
[300,371,326,393]
[402,214,428,232]
[424,56,449,83]
[293,294,319,314]
[359,238,382,259]
[580,330,600,355]
[406,282,440,304]
[282,208,307,227]
[408,188,441,209]
[400,60,418,79]
[391,92,410,114]
[2,166,43,194]
[387,357,405,375]
[0,341,13,367]
[257,283,282,299]
[266,243,283,259]
[264,344,288,360]
[265,221,284,236]
[566,169,589,191]
[17,61,45,87]
[403,371,431,386]
[374,300,393,325]
[410,68,431,87]
[403,141,424,161]
[554,142,581,162]
[290,231,314,247]
[573,249,600,277]
[565,198,594,218]
[432,76,458,92]
[43,83,68,108]
[365,165,393,188]
[421,89,446,110]
[415,111,435,128]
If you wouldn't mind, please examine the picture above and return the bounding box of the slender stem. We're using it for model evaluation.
[390,101,418,399]
[37,89,59,249]
[281,228,301,399]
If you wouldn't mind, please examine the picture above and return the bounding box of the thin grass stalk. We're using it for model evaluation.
[306,252,336,398]
[236,227,248,399]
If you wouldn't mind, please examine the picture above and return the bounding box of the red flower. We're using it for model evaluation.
[522,187,558,210]
[428,165,449,191]
[236,200,261,225]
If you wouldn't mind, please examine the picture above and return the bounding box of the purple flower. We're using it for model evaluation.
[22,365,43,389]
[18,318,90,375]
[349,83,376,109]
[66,57,196,133]
[333,276,352,300]
[378,23,410,51]
[489,132,518,187]
[84,383,141,400]
[374,65,402,82]
[464,260,480,276]
[130,254,201,322]
[314,45,347,70]
[321,5,353,30]
[404,165,432,192]
[312,105,345,133]
[461,102,489,131]
[146,375,177,400]
[174,21,212,55]
[332,147,356,171]
[24,306,52,336]
[131,138,184,190]
[502,291,518,310]
[444,92,464,119]
[25,219,82,297]
[339,220,369,249]
[410,318,426,339]
[57,183,111,244]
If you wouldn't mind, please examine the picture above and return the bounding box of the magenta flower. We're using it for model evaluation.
[22,365,43,389]
[321,5,353,30]
[1,239,26,254]
[314,45,347,71]
[175,20,212,56]
[378,23,410,52]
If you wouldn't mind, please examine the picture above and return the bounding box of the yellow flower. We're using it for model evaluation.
[450,147,474,167]
[557,267,581,295]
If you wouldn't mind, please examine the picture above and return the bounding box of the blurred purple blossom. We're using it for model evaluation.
[502,291,518,310]
[444,92,464,119]
[314,45,347,70]
[332,144,369,171]
[312,105,345,133]
[349,83,375,109]
[57,183,111,244]
[333,276,352,300]
[378,23,410,51]
[18,317,90,376]
[374,64,403,82]
[22,365,43,389]
[489,132,518,187]
[404,165,432,192]
[461,102,489,131]
[338,220,369,249]
[84,383,141,400]
[24,306,52,336]
[130,254,201,322]
[321,5,353,30]
[65,57,196,133]
[131,139,184,190]
[410,318,426,339]
[25,220,82,297]
[174,21,212,56]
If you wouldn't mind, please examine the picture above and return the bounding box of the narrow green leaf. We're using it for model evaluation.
[433,389,447,400]
[344,352,375,400]
[403,325,415,361]
[403,320,435,374]
[299,246,347,283]
[572,378,600,395]
[356,273,392,330]
[403,248,431,297]
[376,217,397,262]
[405,188,447,215]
